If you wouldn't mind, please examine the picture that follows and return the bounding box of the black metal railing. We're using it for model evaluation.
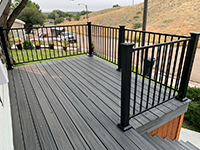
[0,24,90,65]
[91,24,120,65]
[118,33,200,131]
[1,23,199,132]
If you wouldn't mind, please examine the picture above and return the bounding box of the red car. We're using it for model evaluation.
[29,33,61,42]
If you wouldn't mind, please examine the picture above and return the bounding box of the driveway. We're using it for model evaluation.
[190,48,200,85]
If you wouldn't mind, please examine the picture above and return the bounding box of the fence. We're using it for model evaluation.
[0,24,90,65]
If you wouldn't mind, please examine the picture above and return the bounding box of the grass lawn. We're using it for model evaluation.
[10,49,85,66]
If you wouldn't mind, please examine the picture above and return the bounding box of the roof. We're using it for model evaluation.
[15,19,25,25]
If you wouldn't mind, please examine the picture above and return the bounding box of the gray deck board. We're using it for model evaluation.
[8,71,25,150]
[25,65,74,150]
[8,55,188,150]
[47,61,141,149]
[18,67,58,150]
[31,64,90,150]
[12,69,41,150]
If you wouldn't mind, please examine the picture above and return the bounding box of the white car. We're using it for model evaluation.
[61,32,77,43]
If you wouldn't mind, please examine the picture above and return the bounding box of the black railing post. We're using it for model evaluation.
[87,22,93,57]
[116,25,125,71]
[118,42,135,132]
[176,32,200,101]
[0,27,13,70]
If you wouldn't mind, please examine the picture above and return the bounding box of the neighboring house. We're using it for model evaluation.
[11,19,26,41]
[46,19,54,24]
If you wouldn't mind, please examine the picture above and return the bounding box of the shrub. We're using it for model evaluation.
[136,11,141,14]
[54,17,63,25]
[113,4,121,8]
[185,87,200,127]
[133,22,142,29]
[186,86,200,101]
[35,40,42,46]
[163,19,174,23]
[185,101,200,127]
[133,16,139,19]
[22,39,34,49]
[132,37,140,42]
[68,18,71,22]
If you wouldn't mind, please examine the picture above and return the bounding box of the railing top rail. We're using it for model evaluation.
[124,28,190,38]
[2,24,88,30]
[91,24,119,30]
[132,37,191,52]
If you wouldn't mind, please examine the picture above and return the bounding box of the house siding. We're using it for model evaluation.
[0,63,14,150]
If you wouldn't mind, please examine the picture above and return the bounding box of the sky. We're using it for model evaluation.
[31,0,144,12]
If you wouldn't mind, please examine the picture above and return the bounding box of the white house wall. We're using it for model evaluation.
[12,22,26,41]
[0,65,14,150]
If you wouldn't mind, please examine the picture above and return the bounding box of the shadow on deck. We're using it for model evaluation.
[8,56,189,150]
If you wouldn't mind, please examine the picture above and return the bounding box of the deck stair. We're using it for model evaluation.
[142,132,200,150]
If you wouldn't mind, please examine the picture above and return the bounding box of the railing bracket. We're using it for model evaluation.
[117,124,132,132]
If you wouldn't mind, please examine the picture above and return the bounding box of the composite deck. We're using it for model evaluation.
[8,56,189,150]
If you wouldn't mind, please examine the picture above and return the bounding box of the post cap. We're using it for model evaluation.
[190,32,200,35]
[121,42,135,46]
[119,25,125,28]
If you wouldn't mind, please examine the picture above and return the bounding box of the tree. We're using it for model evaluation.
[48,10,66,20]
[74,14,80,21]
[54,17,63,25]
[0,0,28,29]
[17,0,45,29]
[0,0,28,65]
[17,6,45,28]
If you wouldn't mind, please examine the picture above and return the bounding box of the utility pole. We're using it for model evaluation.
[142,0,148,46]
[132,0,134,5]
[142,0,148,31]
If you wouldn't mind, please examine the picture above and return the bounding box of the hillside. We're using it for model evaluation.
[60,0,200,36]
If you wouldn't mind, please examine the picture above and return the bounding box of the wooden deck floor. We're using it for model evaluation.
[8,56,188,150]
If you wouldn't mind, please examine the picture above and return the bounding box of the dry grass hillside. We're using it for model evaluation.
[60,0,200,37]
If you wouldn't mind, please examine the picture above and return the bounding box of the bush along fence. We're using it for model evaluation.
[1,23,199,131]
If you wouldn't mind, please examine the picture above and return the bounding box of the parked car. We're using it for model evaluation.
[29,33,61,42]
[61,32,76,43]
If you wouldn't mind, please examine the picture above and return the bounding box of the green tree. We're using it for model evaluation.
[48,10,66,19]
[54,17,63,25]
[68,18,71,22]
[17,6,45,28]
[74,14,80,21]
